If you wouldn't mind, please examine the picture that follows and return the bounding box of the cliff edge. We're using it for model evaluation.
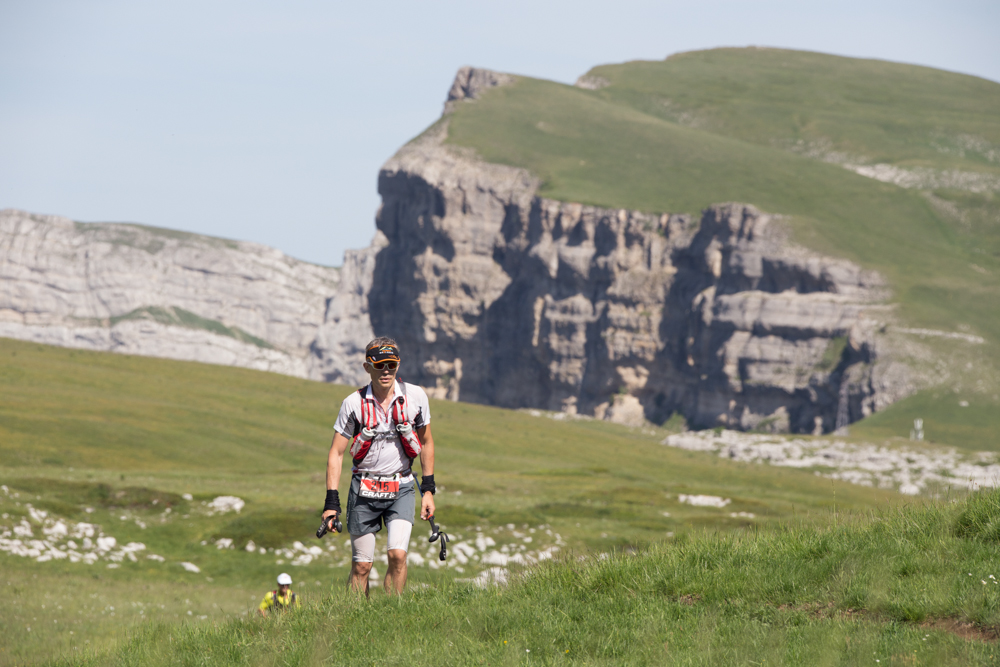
[369,69,913,431]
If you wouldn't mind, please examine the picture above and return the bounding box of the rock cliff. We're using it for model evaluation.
[0,209,380,385]
[369,69,913,431]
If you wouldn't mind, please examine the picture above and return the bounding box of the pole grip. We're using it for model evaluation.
[316,514,342,538]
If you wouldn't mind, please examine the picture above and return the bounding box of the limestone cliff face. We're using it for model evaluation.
[0,208,380,385]
[370,71,911,431]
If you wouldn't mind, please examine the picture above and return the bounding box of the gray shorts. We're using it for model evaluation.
[346,474,416,537]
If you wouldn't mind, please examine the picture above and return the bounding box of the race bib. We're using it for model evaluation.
[359,474,400,500]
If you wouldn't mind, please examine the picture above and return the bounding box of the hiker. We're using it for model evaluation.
[258,573,299,616]
[321,337,436,596]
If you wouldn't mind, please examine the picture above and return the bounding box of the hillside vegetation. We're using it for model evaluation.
[72,492,1000,665]
[444,47,1000,449]
[0,338,899,665]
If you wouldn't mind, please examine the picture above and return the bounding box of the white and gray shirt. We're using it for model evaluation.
[334,380,431,476]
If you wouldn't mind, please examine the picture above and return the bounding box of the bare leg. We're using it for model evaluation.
[384,549,408,594]
[348,560,372,597]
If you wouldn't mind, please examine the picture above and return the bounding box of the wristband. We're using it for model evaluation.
[420,475,436,495]
[324,489,341,512]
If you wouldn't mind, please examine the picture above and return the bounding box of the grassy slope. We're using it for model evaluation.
[587,49,1000,173]
[586,48,1000,260]
[0,338,901,665]
[82,494,1000,666]
[443,48,1000,448]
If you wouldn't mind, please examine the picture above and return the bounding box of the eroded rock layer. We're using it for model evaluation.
[0,209,380,385]
[371,117,911,432]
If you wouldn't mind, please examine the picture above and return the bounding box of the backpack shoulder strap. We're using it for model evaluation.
[352,385,368,438]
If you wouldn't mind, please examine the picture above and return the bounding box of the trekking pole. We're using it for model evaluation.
[427,515,449,561]
[316,513,342,539]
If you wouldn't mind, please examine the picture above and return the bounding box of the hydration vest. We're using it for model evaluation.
[349,380,423,467]
[270,590,296,610]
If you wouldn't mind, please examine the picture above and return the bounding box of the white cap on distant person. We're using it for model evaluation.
[277,573,292,586]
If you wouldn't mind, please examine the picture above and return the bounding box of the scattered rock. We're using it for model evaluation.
[665,429,1000,496]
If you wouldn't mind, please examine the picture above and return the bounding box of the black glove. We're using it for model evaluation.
[324,489,341,513]
[420,475,436,495]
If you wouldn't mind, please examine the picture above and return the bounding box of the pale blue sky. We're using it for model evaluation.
[2,1,997,266]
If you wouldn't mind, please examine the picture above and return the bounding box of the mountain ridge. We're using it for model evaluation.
[0,208,382,385]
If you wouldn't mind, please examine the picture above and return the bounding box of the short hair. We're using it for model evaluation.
[365,336,399,355]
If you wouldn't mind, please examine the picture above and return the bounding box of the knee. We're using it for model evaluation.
[387,549,407,568]
[352,560,373,576]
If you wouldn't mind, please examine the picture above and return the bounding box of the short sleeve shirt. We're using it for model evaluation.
[334,380,431,475]
[259,590,298,612]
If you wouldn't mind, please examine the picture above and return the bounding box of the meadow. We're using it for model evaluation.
[0,337,907,665]
[46,492,1000,666]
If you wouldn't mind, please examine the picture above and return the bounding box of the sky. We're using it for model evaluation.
[1,1,998,266]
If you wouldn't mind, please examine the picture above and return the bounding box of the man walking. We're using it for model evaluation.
[321,337,436,596]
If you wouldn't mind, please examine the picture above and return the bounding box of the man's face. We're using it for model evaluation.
[279,584,290,594]
[365,360,398,390]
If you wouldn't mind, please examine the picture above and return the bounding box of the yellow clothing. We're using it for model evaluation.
[259,589,299,612]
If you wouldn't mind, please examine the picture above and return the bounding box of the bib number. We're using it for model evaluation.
[359,474,400,500]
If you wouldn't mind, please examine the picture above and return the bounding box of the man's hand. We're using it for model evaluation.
[321,509,341,532]
[420,491,435,520]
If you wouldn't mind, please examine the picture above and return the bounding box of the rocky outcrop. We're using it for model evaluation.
[370,85,912,432]
[0,209,379,384]
[444,67,516,112]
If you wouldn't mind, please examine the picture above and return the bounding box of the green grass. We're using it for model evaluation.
[587,48,1000,175]
[442,47,1000,449]
[0,337,908,665]
[68,493,1000,666]
[851,391,1000,453]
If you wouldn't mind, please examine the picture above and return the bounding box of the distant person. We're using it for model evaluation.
[321,337,436,596]
[258,573,299,616]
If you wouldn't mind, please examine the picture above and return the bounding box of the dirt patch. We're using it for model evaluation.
[775,602,998,642]
[921,618,1000,643]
